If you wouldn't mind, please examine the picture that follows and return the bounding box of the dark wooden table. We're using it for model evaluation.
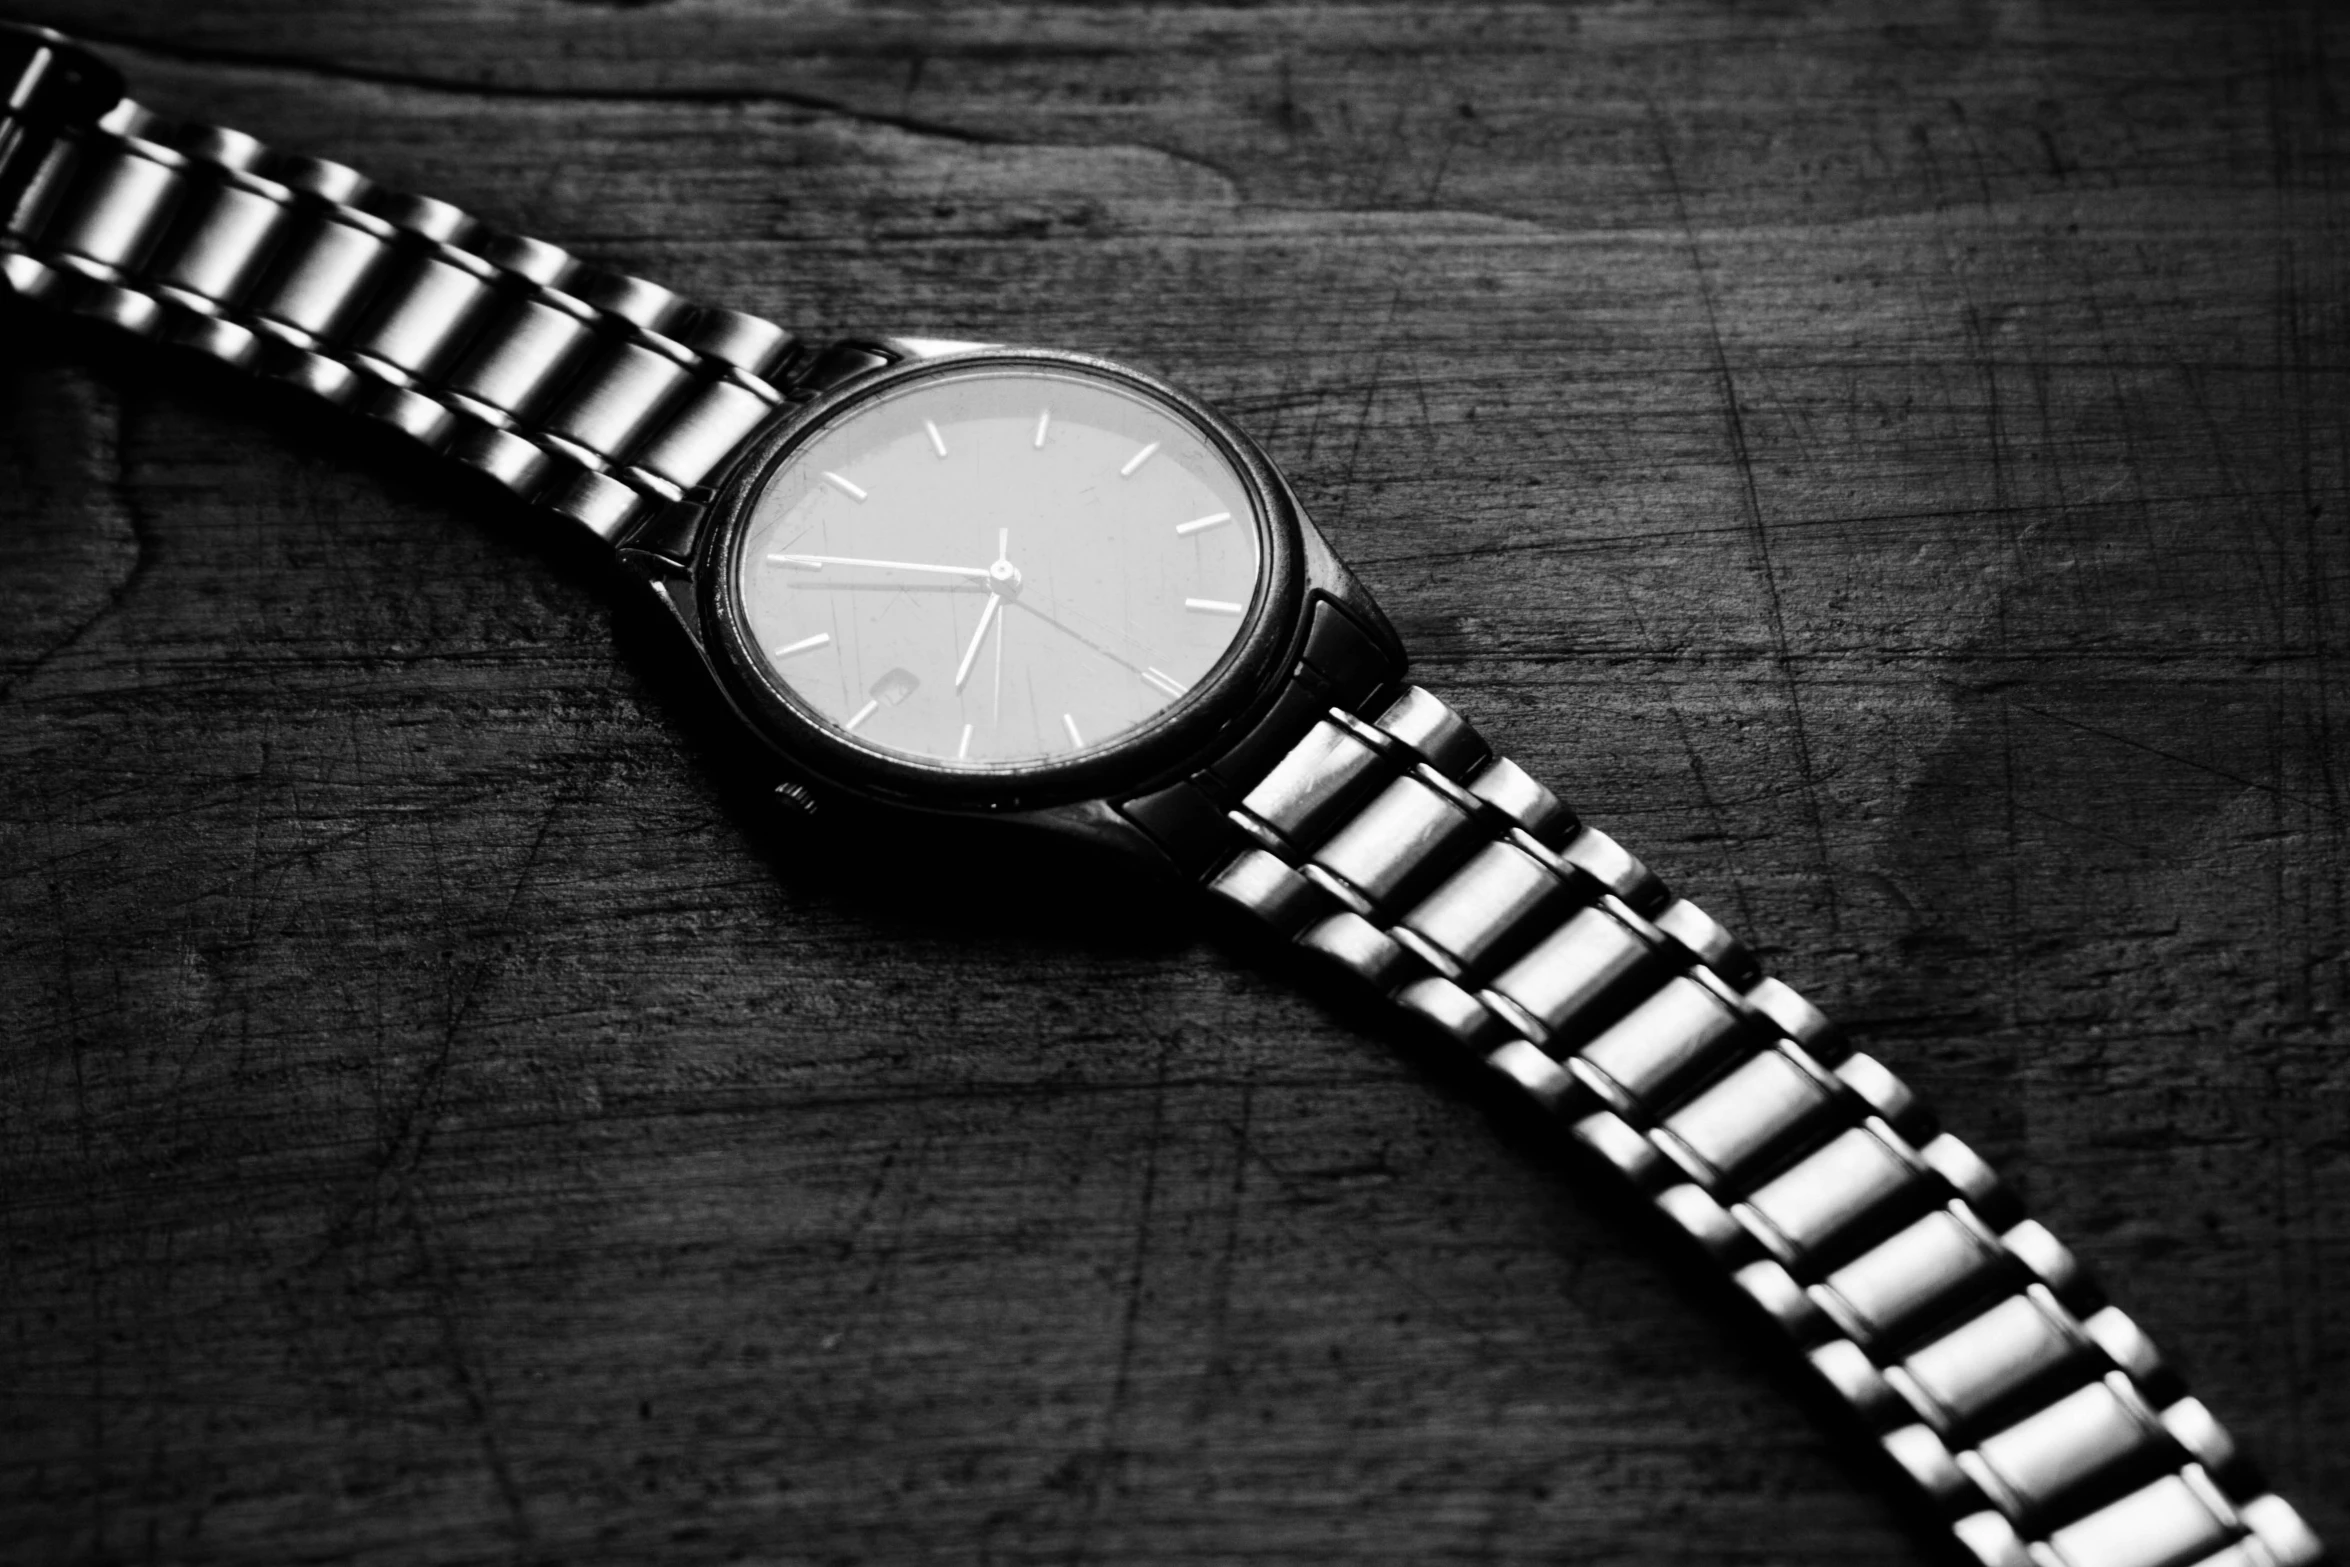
[4,4,2344,1563]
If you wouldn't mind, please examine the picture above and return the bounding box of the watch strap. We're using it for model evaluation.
[0,27,798,541]
[1195,675,2329,1567]
[5,25,2327,1567]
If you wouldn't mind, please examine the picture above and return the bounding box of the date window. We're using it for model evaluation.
[869,667,919,707]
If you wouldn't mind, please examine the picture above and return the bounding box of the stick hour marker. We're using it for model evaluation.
[1033,410,1051,448]
[1062,713,1084,749]
[1175,511,1231,536]
[824,471,868,501]
[1142,667,1189,699]
[957,722,973,760]
[1184,597,1245,615]
[1119,440,1161,477]
[925,419,948,458]
[770,632,832,660]
[845,698,880,732]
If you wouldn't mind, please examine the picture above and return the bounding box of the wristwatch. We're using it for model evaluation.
[1,23,2330,1567]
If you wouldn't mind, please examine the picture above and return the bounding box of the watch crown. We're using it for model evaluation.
[771,780,822,820]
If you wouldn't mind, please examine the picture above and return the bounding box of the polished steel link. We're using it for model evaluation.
[1464,754,1575,843]
[1654,1040,1843,1188]
[2042,1469,2241,1567]
[1894,1288,2106,1435]
[1960,1371,2172,1523]
[1397,838,1574,977]
[1884,1419,1989,1512]
[545,334,697,466]
[1651,897,1757,985]
[2080,1303,2169,1389]
[1535,823,1670,914]
[2002,1219,2087,1299]
[1653,1179,1753,1265]
[29,124,178,272]
[349,242,500,382]
[1310,771,1482,909]
[246,199,397,345]
[1485,898,1663,1043]
[1810,1336,1913,1428]
[1198,676,2329,1567]
[1575,971,1754,1116]
[147,154,290,309]
[1813,1202,2011,1349]
[1736,1118,1934,1270]
[1386,925,1464,984]
[1373,684,1486,775]
[1736,1255,1835,1343]
[1920,1132,2018,1225]
[2158,1399,2236,1473]
[1833,1048,1934,1140]
[1297,909,1421,991]
[1,94,800,541]
[625,371,789,499]
[1392,973,1518,1052]
[1565,1105,1673,1193]
[2233,1497,2331,1567]
[1206,845,1336,940]
[444,288,595,417]
[1748,973,1846,1057]
[678,304,794,375]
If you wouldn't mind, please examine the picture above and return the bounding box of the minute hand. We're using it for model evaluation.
[768,553,992,579]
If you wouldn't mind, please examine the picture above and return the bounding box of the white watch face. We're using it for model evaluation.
[733,363,1265,771]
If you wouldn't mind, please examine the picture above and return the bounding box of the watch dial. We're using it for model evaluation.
[733,363,1265,771]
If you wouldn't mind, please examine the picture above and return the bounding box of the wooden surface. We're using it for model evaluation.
[4,3,2346,1562]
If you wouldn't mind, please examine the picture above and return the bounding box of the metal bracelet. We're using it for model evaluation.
[6,28,2327,1565]
[1205,680,2331,1567]
[0,37,798,542]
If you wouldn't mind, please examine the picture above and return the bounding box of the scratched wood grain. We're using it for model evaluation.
[2,3,2344,1563]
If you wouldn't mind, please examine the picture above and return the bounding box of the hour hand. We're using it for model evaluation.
[768,553,992,580]
[954,593,1003,692]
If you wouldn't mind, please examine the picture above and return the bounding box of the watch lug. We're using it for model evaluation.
[626,568,706,657]
[962,797,1192,882]
[614,492,714,657]
[1100,473,1406,881]
[787,340,898,396]
[613,491,711,567]
[786,336,1001,399]
[1288,486,1405,673]
[876,335,1001,361]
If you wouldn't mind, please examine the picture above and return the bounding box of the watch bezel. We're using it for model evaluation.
[695,346,1305,813]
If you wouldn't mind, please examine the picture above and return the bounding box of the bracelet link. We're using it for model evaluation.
[1193,664,2332,1567]
[0,24,123,220]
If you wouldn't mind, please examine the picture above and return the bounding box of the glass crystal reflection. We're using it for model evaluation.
[736,365,1263,769]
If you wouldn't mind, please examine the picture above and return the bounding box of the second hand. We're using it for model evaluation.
[991,528,1010,723]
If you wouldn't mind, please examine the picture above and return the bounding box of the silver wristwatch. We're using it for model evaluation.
[1,25,2328,1567]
